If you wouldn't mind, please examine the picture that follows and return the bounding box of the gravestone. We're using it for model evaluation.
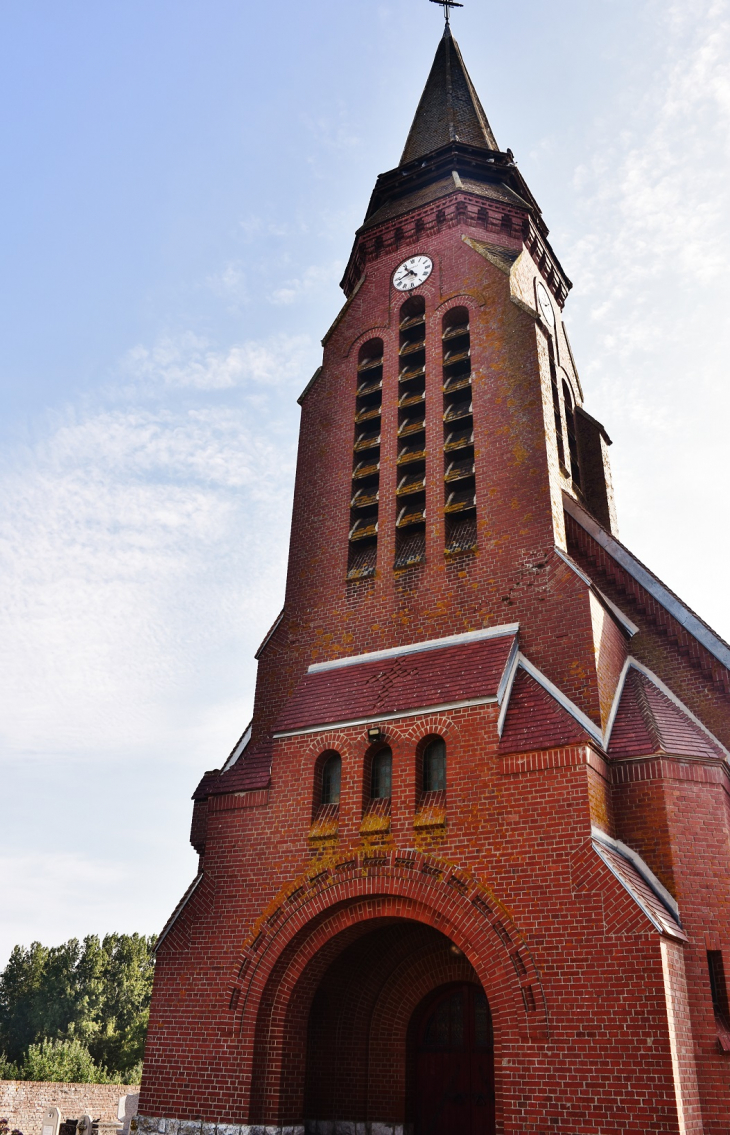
[41,1110,61,1135]
[117,1095,139,1135]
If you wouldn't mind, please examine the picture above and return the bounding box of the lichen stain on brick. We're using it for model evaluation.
[142,27,730,1135]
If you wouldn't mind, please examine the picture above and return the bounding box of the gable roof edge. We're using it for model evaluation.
[553,545,639,637]
[497,651,603,743]
[308,622,519,674]
[221,721,252,773]
[255,609,285,660]
[605,658,730,761]
[564,494,730,670]
[591,826,680,919]
[590,841,686,940]
[154,873,203,954]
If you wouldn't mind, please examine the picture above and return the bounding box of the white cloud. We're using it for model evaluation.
[0,332,316,763]
[564,0,730,635]
[0,848,189,961]
[121,330,314,390]
[269,261,344,305]
[205,262,250,306]
[238,216,290,240]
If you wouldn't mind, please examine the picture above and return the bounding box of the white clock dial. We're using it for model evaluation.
[393,255,433,292]
[536,281,555,327]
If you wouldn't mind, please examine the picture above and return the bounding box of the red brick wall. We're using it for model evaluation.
[251,201,604,749]
[140,702,707,1132]
[616,766,730,1133]
[140,190,730,1134]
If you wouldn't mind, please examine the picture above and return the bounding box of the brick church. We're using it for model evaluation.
[138,19,730,1135]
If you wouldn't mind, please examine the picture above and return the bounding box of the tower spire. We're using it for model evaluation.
[400,25,497,165]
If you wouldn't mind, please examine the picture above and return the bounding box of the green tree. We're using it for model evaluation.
[19,1039,113,1084]
[0,935,154,1081]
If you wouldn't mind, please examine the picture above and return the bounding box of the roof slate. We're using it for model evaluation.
[609,668,725,760]
[592,838,687,941]
[192,769,222,801]
[401,28,498,165]
[499,669,592,753]
[274,633,516,734]
[200,740,273,797]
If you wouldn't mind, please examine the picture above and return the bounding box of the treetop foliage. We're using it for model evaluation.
[0,934,154,1081]
[0,1038,139,1085]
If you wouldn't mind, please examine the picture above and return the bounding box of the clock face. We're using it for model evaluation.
[536,281,555,327]
[393,255,433,292]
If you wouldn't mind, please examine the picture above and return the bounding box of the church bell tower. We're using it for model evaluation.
[138,20,730,1135]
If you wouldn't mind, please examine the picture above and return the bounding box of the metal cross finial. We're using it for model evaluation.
[429,0,464,25]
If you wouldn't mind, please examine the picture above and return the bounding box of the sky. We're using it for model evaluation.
[1,0,729,967]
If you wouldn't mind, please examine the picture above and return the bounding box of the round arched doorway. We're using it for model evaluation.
[409,982,495,1135]
[296,920,487,1131]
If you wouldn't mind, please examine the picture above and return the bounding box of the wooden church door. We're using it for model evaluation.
[414,983,495,1135]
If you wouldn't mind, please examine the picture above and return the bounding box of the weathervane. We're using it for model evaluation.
[429,0,464,25]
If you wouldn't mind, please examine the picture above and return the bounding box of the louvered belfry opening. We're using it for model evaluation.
[442,307,477,554]
[395,296,427,569]
[548,338,567,475]
[348,339,382,580]
[562,380,582,491]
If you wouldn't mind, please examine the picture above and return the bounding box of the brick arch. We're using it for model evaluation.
[298,718,462,819]
[393,712,460,745]
[249,912,395,1121]
[306,923,460,1123]
[387,714,460,810]
[432,294,483,323]
[232,851,548,1123]
[344,325,392,360]
[300,730,358,817]
[367,939,480,1120]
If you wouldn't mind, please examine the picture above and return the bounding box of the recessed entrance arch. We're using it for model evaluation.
[303,921,480,1129]
[410,982,495,1135]
[240,853,547,1129]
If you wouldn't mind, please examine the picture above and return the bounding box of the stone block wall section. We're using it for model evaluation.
[0,1082,139,1135]
[136,1119,405,1135]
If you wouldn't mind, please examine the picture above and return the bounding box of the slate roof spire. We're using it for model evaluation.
[400,25,498,165]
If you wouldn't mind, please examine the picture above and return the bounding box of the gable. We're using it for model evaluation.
[499,668,592,754]
[609,668,726,760]
[274,629,517,736]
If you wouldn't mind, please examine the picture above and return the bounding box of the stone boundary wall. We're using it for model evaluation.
[0,1082,139,1135]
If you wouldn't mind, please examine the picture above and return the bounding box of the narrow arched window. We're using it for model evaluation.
[548,338,566,473]
[321,753,342,806]
[562,380,582,489]
[371,747,392,800]
[423,738,446,792]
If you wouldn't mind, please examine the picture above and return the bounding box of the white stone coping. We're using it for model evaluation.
[306,624,519,674]
[564,493,730,670]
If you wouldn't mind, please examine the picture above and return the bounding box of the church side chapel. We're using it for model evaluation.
[137,5,730,1134]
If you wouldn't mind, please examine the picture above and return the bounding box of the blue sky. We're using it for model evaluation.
[1,0,729,964]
